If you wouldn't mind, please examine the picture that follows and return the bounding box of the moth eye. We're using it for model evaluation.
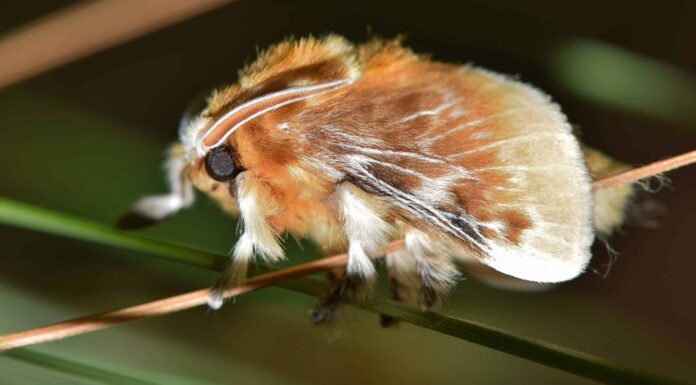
[205,146,242,181]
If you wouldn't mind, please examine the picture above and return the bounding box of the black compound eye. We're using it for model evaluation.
[205,146,242,181]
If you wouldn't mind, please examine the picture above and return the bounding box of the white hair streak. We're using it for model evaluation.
[335,182,392,279]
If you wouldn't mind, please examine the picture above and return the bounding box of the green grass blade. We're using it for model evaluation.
[0,196,226,271]
[4,349,162,385]
[0,196,691,385]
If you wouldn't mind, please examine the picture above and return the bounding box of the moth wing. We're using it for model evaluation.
[437,68,594,282]
[434,68,594,282]
[309,64,594,283]
[455,249,556,291]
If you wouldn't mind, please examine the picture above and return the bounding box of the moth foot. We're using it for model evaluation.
[206,260,248,310]
[309,302,341,325]
[379,315,400,328]
[310,278,343,324]
[419,283,439,309]
[310,274,373,325]
[207,289,225,310]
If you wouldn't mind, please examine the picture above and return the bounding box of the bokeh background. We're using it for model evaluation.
[1,1,695,384]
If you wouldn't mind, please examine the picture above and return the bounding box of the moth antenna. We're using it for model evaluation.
[116,144,194,229]
[196,78,351,155]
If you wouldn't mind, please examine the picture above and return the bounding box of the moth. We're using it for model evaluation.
[120,36,632,324]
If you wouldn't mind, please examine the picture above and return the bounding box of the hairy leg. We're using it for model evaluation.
[208,172,284,309]
[404,230,460,309]
[310,182,392,324]
[380,248,421,327]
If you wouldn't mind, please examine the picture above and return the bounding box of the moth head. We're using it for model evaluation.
[117,35,360,229]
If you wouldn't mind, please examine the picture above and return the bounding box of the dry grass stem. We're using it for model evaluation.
[592,149,696,190]
[0,241,403,351]
[0,0,232,89]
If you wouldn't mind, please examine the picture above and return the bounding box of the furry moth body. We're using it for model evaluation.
[121,36,631,322]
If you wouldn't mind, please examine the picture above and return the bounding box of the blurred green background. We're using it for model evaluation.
[1,1,695,384]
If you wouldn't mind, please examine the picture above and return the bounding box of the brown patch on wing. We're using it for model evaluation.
[481,227,500,241]
[499,210,532,245]
[459,150,500,173]
[364,163,423,192]
[452,181,495,223]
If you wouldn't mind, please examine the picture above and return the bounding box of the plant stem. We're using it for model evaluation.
[0,241,401,352]
[592,149,696,190]
[4,349,163,385]
[0,197,226,270]
[0,0,233,89]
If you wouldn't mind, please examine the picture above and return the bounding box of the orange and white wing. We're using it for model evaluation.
[440,67,595,282]
[302,63,594,283]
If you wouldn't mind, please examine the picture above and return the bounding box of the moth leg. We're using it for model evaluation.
[309,183,392,324]
[310,243,378,324]
[326,265,345,285]
[207,171,283,309]
[380,248,420,327]
[307,220,348,313]
[404,230,460,309]
[321,254,345,309]
[116,144,194,229]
